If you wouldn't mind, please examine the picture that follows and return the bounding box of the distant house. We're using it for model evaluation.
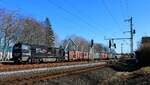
[63,39,79,52]
[0,47,12,61]
[142,37,150,44]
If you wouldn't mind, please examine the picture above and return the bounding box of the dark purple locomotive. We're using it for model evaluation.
[12,43,65,63]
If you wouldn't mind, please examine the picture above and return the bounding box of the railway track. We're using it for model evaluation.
[0,61,89,72]
[0,62,107,85]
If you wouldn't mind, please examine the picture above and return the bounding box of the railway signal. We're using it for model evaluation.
[109,40,111,48]
[91,39,94,47]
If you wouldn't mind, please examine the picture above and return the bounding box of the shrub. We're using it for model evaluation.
[136,43,150,66]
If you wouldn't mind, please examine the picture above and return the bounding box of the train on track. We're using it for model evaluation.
[11,43,109,64]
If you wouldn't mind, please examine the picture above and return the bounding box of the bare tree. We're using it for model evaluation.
[0,9,19,60]
[16,17,46,45]
[94,43,103,53]
[0,9,58,60]
[61,35,110,53]
[73,36,89,52]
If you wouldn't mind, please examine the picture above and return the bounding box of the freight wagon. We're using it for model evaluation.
[91,52,108,60]
[66,51,108,61]
[67,51,89,61]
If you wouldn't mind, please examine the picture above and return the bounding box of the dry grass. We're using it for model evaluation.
[110,58,139,72]
[102,66,150,85]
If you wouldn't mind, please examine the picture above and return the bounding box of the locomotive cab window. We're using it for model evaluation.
[22,44,31,56]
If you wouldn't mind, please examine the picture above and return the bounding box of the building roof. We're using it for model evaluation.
[142,37,150,44]
[64,39,79,51]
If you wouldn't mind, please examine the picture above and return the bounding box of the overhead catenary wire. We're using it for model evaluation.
[101,0,121,28]
[101,0,125,39]
[125,0,129,17]
[47,0,105,34]
[60,0,106,31]
[119,0,126,20]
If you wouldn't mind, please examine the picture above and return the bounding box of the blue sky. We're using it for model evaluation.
[0,0,150,53]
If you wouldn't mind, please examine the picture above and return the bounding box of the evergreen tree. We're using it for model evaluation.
[45,17,55,47]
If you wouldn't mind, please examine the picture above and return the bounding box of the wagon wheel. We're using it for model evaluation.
[27,58,32,64]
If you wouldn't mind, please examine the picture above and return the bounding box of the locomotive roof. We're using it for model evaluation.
[14,43,62,49]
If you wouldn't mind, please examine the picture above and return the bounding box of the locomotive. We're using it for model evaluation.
[12,43,109,63]
[12,43,64,63]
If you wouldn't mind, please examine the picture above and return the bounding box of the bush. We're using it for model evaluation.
[136,43,150,66]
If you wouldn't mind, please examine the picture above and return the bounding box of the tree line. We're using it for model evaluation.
[62,35,109,52]
[0,9,55,60]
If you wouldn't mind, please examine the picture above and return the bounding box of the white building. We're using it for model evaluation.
[0,47,12,61]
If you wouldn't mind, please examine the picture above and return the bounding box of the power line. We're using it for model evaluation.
[47,0,102,33]
[119,0,126,20]
[102,0,121,28]
[60,0,106,31]
[125,0,129,17]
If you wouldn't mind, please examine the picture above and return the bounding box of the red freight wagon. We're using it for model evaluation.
[76,51,80,60]
[100,52,108,60]
[84,52,89,60]
[79,52,83,60]
[69,51,76,61]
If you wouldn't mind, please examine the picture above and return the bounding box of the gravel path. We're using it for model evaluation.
[0,62,106,81]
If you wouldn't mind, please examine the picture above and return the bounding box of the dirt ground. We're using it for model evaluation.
[33,67,115,85]
[32,59,150,85]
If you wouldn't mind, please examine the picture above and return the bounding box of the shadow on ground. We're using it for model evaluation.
[110,58,141,72]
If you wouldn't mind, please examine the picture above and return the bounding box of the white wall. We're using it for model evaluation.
[0,52,12,60]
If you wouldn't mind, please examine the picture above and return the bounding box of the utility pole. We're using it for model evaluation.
[125,17,135,54]
[130,17,133,54]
